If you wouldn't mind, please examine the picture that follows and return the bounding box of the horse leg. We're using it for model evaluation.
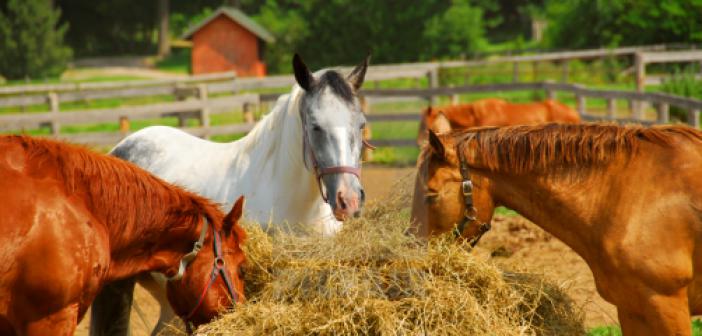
[24,304,79,336]
[89,277,136,336]
[617,308,650,336]
[617,289,691,336]
[137,272,178,336]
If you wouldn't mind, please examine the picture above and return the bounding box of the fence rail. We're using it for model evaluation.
[2,44,702,150]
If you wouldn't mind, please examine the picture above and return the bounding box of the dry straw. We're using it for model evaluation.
[195,177,584,335]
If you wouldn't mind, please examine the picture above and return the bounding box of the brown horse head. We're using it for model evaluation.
[166,195,247,327]
[409,129,496,241]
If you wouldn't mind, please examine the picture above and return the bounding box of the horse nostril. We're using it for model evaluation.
[360,188,366,202]
[337,191,347,210]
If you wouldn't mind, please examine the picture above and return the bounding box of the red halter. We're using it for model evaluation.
[168,218,239,333]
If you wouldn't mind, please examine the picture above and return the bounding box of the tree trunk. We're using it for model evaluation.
[157,0,170,57]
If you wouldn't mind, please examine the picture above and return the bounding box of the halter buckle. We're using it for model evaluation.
[462,180,473,196]
[214,257,226,269]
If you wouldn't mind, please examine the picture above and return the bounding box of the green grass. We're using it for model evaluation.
[588,320,702,336]
[155,49,191,74]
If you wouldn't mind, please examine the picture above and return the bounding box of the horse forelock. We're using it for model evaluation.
[311,70,355,103]
[455,123,702,174]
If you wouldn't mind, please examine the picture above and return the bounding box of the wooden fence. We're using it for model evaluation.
[2,44,702,150]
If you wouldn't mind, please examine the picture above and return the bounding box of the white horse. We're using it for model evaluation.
[89,54,371,336]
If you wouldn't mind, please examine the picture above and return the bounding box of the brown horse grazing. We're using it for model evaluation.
[416,98,580,144]
[409,123,702,335]
[0,135,247,335]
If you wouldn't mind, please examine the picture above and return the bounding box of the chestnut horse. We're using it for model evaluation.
[416,98,580,144]
[410,123,702,335]
[0,135,247,335]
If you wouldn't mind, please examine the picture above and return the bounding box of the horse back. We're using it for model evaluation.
[544,99,580,123]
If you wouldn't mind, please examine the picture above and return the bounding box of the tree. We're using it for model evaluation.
[544,0,702,49]
[0,0,72,80]
[422,0,487,59]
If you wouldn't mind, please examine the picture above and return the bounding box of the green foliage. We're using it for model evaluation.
[0,0,72,80]
[253,0,309,74]
[660,68,702,122]
[422,0,487,60]
[155,49,191,74]
[544,0,702,49]
[56,0,159,57]
[588,320,702,336]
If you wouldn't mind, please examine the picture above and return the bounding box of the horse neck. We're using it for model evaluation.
[482,169,607,257]
[235,89,327,223]
[102,191,207,279]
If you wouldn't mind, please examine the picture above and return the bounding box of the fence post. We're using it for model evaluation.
[576,94,586,116]
[561,60,569,83]
[47,92,60,137]
[688,108,700,128]
[607,98,617,120]
[463,67,470,86]
[428,68,439,106]
[635,52,646,93]
[119,116,130,135]
[451,94,460,105]
[174,84,190,127]
[197,84,210,139]
[512,62,519,83]
[656,102,669,124]
[544,87,555,100]
[360,95,372,162]
[243,102,255,124]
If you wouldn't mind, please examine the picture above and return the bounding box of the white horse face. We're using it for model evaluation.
[294,54,369,220]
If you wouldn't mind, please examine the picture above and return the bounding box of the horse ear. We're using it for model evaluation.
[431,112,452,134]
[347,54,370,91]
[293,53,315,91]
[428,130,445,159]
[223,195,245,235]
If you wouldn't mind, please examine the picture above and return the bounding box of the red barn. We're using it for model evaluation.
[182,7,275,77]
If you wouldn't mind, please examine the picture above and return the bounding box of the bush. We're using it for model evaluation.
[660,69,702,122]
[0,0,73,80]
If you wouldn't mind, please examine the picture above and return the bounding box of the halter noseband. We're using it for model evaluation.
[300,110,375,203]
[453,150,492,247]
[166,218,239,330]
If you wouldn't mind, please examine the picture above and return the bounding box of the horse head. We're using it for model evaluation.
[293,54,370,220]
[165,196,247,328]
[409,124,496,243]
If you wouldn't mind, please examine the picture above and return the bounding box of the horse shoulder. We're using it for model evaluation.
[0,174,109,315]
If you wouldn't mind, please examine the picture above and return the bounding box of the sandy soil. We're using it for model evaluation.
[74,165,617,335]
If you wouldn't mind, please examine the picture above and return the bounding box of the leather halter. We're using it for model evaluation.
[452,150,492,247]
[300,109,375,202]
[166,218,239,329]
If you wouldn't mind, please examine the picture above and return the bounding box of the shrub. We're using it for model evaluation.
[0,0,73,80]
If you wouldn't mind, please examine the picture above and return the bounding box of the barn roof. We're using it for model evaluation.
[182,7,275,44]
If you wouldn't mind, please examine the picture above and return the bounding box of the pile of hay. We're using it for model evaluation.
[196,180,584,335]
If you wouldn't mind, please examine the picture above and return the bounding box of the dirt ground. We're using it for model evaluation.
[75,165,617,335]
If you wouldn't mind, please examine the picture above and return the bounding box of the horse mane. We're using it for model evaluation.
[6,135,229,242]
[455,123,702,174]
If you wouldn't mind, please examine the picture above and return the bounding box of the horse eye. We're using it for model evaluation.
[239,267,246,280]
[425,192,439,204]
